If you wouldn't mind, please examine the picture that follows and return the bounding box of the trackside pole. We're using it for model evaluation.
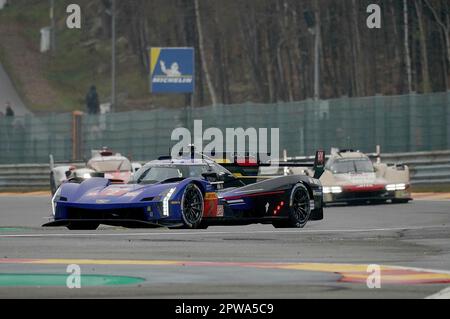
[72,111,83,162]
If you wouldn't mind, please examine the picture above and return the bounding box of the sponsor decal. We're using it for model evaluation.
[150,47,195,93]
[217,205,224,217]
[100,188,130,197]
[123,191,142,197]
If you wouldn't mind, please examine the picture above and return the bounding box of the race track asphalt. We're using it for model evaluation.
[0,195,449,299]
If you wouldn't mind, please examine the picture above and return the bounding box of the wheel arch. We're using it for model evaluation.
[190,180,206,196]
[297,180,313,200]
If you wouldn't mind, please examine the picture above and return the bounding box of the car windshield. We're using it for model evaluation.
[133,164,209,184]
[88,159,132,172]
[328,159,374,174]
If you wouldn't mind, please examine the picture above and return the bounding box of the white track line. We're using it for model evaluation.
[426,287,450,299]
[0,225,448,238]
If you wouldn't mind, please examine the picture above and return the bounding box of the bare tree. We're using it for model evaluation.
[415,0,431,93]
[93,0,450,107]
[404,0,413,93]
[423,0,450,86]
[194,0,218,106]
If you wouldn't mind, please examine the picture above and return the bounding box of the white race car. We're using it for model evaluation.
[50,149,142,194]
[260,148,412,205]
[318,149,412,205]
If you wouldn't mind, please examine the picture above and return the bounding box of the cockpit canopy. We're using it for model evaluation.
[131,159,233,185]
[326,158,375,174]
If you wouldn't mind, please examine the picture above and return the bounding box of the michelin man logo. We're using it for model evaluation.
[153,58,192,84]
[160,61,181,77]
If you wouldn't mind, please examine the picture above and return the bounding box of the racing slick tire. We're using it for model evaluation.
[273,183,311,229]
[67,222,99,230]
[180,184,205,229]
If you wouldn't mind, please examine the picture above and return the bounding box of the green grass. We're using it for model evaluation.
[0,0,156,113]
[0,35,31,109]
[0,1,57,111]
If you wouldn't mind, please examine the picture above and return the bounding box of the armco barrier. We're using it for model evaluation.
[380,151,450,186]
[0,164,50,191]
[0,163,83,191]
[0,151,449,191]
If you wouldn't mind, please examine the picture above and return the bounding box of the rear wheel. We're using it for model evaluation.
[67,223,99,230]
[273,184,311,229]
[180,184,204,229]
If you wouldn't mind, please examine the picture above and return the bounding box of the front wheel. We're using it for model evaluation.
[273,184,311,229]
[180,184,204,229]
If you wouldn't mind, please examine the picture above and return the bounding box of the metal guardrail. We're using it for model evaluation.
[0,162,83,191]
[0,164,50,190]
[380,151,450,186]
[0,151,449,191]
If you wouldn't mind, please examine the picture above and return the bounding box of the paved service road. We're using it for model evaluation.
[0,195,449,298]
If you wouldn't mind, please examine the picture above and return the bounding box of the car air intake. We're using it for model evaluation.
[66,207,147,221]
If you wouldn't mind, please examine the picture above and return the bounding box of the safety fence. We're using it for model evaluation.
[0,91,449,164]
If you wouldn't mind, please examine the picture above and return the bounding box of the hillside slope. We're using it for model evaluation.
[0,21,60,113]
[0,1,167,113]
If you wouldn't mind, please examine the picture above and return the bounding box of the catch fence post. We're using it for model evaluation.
[72,111,83,162]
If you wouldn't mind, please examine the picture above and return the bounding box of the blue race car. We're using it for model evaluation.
[44,152,325,230]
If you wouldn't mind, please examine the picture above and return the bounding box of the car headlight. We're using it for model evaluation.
[51,187,62,216]
[162,188,176,217]
[386,184,406,191]
[331,186,342,194]
[323,186,342,194]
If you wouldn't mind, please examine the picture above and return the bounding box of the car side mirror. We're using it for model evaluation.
[313,150,326,179]
[202,172,221,182]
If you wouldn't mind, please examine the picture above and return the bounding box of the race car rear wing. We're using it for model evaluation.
[165,146,325,179]
[217,150,326,179]
[49,154,85,170]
